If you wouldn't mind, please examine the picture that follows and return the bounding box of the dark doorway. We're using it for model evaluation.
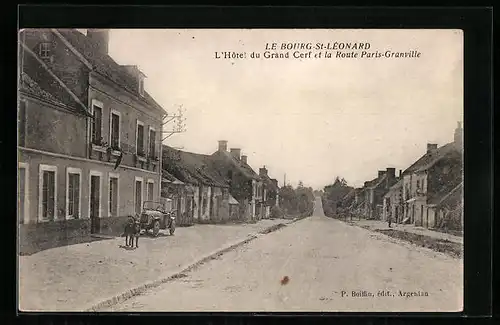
[90,174,101,234]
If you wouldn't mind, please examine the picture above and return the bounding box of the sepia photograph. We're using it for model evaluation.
[17,28,463,312]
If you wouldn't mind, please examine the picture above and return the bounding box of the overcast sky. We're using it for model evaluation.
[108,29,463,189]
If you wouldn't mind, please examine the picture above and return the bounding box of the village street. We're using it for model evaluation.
[107,197,463,312]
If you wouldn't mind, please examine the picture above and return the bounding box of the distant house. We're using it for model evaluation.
[210,141,263,222]
[401,122,463,228]
[161,169,194,226]
[382,176,403,223]
[162,145,231,224]
[363,168,398,219]
[258,166,280,218]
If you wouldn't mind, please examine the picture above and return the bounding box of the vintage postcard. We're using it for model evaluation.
[18,28,463,312]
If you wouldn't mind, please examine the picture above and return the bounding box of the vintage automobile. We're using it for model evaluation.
[138,200,176,237]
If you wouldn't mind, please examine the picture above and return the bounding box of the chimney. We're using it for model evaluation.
[427,143,438,153]
[259,167,268,177]
[218,140,228,152]
[399,169,402,178]
[241,155,248,164]
[230,148,241,160]
[378,170,386,178]
[386,168,396,187]
[454,121,463,149]
[87,29,109,55]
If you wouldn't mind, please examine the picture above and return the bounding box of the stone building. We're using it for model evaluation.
[401,123,463,227]
[162,145,231,224]
[209,141,263,222]
[18,29,166,254]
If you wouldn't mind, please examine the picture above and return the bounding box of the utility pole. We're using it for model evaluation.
[161,104,187,142]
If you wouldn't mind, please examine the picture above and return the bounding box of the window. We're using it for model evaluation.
[147,180,154,201]
[109,111,121,150]
[416,180,420,191]
[18,100,27,146]
[109,173,119,217]
[18,163,29,224]
[148,128,156,158]
[66,168,81,219]
[91,103,103,145]
[38,164,57,221]
[136,121,145,156]
[39,42,51,58]
[134,177,143,214]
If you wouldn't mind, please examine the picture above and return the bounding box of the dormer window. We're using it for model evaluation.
[39,42,51,58]
[139,77,145,97]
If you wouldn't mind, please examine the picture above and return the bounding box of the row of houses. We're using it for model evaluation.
[17,28,280,254]
[160,142,280,226]
[342,122,463,232]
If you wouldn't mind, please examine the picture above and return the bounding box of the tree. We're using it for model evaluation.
[323,176,353,217]
[162,104,187,142]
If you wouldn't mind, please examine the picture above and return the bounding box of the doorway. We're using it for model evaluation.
[90,173,101,234]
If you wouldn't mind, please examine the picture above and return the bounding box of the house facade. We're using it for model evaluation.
[162,145,231,224]
[161,170,195,226]
[382,178,403,223]
[258,166,279,219]
[210,141,263,222]
[18,29,165,254]
[401,123,463,228]
[363,168,397,219]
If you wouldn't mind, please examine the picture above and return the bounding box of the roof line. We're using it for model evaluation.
[20,42,90,114]
[19,90,92,118]
[51,29,93,70]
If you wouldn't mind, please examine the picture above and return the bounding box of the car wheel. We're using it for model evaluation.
[152,220,160,237]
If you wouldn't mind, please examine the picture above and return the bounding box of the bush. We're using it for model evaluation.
[270,206,284,218]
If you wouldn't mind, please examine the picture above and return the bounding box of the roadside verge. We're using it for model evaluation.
[345,220,462,258]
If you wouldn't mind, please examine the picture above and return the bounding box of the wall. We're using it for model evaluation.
[22,97,88,158]
[19,218,90,255]
[88,75,162,173]
[18,149,161,248]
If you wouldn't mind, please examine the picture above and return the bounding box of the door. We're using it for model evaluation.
[420,204,424,227]
[90,175,100,234]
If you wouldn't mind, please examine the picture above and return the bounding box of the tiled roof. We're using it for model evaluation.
[261,174,279,191]
[428,181,463,206]
[368,174,387,189]
[211,150,260,181]
[56,29,166,113]
[403,143,459,175]
[162,170,184,185]
[384,179,403,197]
[20,72,66,107]
[162,145,229,188]
[19,68,92,117]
